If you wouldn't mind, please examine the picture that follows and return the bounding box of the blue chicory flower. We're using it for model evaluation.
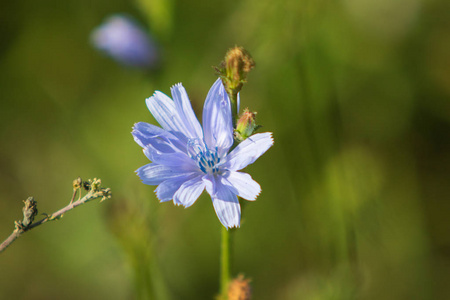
[132,79,273,228]
[91,14,158,68]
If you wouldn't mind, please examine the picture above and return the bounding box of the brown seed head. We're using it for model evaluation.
[225,46,255,84]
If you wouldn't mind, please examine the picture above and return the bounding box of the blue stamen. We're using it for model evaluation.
[187,142,221,174]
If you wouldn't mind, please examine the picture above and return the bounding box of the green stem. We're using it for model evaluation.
[220,226,232,299]
[230,92,238,128]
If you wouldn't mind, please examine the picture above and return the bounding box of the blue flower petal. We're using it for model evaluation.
[173,175,205,207]
[202,79,233,156]
[132,122,184,152]
[136,163,187,185]
[171,83,203,140]
[145,91,190,142]
[224,132,274,171]
[204,174,241,228]
[143,147,198,171]
[155,173,198,202]
[221,171,261,201]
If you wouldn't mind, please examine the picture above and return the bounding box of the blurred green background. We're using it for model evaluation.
[1,0,450,299]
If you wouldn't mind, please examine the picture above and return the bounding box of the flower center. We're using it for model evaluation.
[197,148,221,174]
[187,139,221,174]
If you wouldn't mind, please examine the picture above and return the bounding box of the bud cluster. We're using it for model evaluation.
[215,47,255,128]
[215,46,262,142]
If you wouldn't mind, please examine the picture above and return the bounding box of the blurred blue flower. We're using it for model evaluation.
[91,15,158,68]
[132,79,273,228]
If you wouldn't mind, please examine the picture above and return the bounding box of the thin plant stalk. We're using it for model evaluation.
[220,226,232,299]
[0,178,111,254]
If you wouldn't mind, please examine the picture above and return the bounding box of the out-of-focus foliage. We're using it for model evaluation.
[0,0,449,299]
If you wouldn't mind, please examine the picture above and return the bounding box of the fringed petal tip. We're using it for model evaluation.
[225,223,240,229]
[135,165,144,176]
[268,132,274,146]
[257,132,274,147]
[135,166,158,185]
[154,186,173,203]
[170,82,183,90]
[157,191,192,207]
[250,131,274,145]
[146,91,166,105]
[154,189,166,203]
[145,94,154,103]
[222,171,261,201]
[252,189,262,201]
[224,132,274,171]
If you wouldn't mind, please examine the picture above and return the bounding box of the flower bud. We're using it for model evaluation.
[216,46,255,97]
[22,197,38,228]
[227,274,252,300]
[235,108,261,142]
[73,177,82,190]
